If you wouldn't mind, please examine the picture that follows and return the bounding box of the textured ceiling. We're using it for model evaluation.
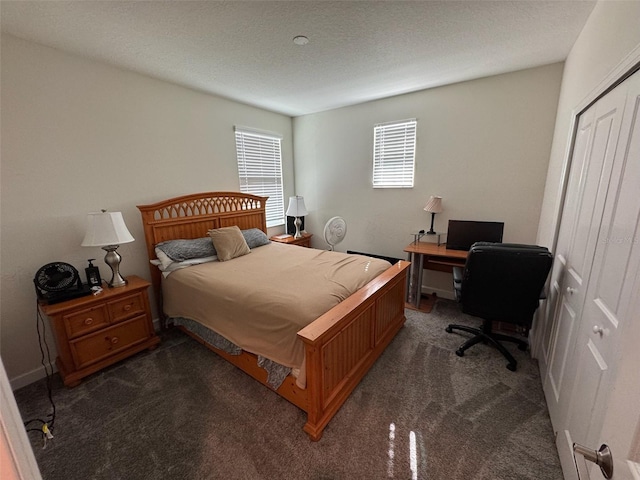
[1,1,596,116]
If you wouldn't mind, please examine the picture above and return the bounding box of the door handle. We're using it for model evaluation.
[573,443,613,479]
[567,287,577,295]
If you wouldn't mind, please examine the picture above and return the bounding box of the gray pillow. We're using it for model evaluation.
[242,228,270,249]
[156,237,217,262]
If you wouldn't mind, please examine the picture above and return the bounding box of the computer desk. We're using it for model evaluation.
[403,242,468,311]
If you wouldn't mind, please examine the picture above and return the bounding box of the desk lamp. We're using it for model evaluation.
[286,196,308,239]
[423,195,443,235]
[81,210,135,288]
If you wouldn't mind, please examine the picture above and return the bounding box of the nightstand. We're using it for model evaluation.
[270,232,313,248]
[39,275,160,387]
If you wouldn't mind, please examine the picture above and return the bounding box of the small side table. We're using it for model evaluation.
[39,275,160,387]
[270,232,313,248]
[411,231,445,246]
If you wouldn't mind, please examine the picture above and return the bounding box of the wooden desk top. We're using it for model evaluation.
[403,242,469,259]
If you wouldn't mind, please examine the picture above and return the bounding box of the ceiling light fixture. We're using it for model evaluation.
[293,35,309,46]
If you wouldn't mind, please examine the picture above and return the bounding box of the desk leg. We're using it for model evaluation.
[415,253,424,308]
[406,253,413,304]
[406,252,417,305]
[406,252,424,308]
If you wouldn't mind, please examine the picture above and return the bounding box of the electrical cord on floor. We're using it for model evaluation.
[23,303,57,448]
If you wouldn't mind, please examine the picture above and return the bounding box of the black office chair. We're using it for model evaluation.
[446,242,553,371]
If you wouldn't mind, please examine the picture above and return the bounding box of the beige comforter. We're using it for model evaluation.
[163,242,391,380]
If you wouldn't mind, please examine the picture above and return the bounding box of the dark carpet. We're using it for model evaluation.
[14,300,563,479]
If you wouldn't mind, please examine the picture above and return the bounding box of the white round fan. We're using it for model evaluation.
[324,216,347,251]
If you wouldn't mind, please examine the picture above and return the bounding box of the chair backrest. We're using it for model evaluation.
[459,242,553,325]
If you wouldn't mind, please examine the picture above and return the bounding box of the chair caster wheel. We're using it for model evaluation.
[445,326,453,333]
[517,343,528,351]
[507,363,517,372]
[455,349,464,357]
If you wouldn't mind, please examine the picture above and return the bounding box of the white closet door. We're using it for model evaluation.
[544,80,627,429]
[545,69,640,479]
[568,70,640,480]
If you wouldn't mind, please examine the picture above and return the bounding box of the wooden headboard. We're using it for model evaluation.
[137,191,268,319]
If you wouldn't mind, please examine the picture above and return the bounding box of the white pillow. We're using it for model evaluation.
[154,248,175,270]
[150,254,217,277]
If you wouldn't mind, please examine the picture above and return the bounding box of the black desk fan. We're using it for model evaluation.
[34,262,92,304]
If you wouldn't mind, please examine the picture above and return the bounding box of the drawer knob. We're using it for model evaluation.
[123,304,132,311]
[110,337,119,345]
[84,317,93,325]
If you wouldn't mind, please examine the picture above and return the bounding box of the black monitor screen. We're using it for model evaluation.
[446,220,504,251]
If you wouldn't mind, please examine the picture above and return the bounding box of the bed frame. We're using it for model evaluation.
[137,192,409,440]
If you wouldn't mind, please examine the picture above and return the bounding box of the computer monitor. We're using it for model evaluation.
[446,220,504,251]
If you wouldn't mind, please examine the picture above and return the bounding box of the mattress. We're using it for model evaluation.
[162,242,391,386]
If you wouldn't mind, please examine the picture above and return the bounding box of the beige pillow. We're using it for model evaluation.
[208,226,250,262]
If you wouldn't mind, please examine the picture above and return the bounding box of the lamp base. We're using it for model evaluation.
[427,212,437,235]
[102,245,128,288]
[293,217,303,239]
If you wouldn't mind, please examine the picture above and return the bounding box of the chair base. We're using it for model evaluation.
[445,322,528,371]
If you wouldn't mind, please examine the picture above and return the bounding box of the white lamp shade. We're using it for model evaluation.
[81,211,135,247]
[423,195,443,214]
[286,196,308,217]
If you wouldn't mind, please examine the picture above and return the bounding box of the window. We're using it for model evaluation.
[235,126,284,227]
[372,119,417,188]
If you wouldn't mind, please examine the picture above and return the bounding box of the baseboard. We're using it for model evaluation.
[528,326,540,361]
[421,286,455,300]
[10,363,57,391]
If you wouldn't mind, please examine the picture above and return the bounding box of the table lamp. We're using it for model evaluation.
[81,210,135,288]
[286,196,308,239]
[423,195,443,235]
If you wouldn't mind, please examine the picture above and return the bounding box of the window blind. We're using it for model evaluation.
[235,127,284,227]
[372,119,417,188]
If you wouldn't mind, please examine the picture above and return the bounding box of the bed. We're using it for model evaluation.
[137,191,410,440]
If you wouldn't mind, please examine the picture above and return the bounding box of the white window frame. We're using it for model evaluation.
[234,126,284,227]
[372,119,417,188]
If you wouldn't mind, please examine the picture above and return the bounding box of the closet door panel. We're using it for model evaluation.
[559,71,640,480]
[544,82,628,428]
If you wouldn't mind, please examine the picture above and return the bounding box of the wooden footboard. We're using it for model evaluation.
[298,260,409,440]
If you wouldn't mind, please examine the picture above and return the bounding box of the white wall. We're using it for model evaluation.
[0,35,294,387]
[532,1,640,358]
[537,1,640,249]
[294,64,563,297]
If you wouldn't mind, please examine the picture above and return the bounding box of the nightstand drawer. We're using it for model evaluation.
[70,315,151,369]
[64,305,110,339]
[108,293,145,324]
